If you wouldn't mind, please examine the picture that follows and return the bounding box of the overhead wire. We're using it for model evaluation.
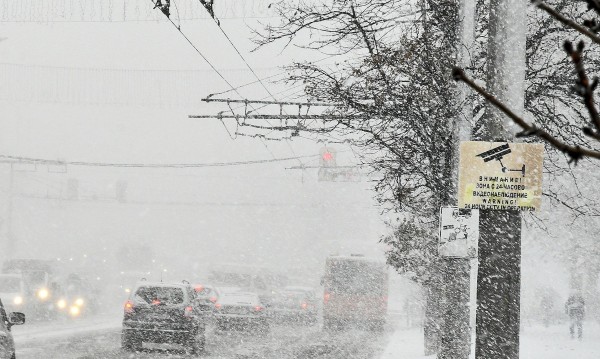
[148,0,245,100]
[0,153,321,169]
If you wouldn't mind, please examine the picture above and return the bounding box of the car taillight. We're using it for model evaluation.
[124,300,134,314]
[300,302,308,310]
[254,305,263,312]
[324,292,331,304]
[209,296,217,303]
[194,285,204,292]
[184,306,193,317]
[215,303,222,310]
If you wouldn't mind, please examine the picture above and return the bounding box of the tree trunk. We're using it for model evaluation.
[439,259,471,359]
[424,279,443,355]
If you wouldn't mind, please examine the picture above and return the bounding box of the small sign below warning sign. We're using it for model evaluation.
[439,207,478,258]
[458,141,543,211]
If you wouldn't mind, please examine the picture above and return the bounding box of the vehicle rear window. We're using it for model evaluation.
[328,261,386,295]
[134,286,185,305]
[0,277,21,292]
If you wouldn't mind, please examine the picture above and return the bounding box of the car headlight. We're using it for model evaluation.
[13,296,23,305]
[57,299,67,309]
[69,305,80,316]
[37,288,49,300]
[75,298,84,307]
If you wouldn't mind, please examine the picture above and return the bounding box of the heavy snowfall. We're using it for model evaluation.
[0,1,599,358]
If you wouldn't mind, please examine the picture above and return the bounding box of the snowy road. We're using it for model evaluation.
[12,316,393,359]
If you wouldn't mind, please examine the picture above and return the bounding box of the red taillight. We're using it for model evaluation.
[124,300,134,314]
[184,306,193,317]
[215,303,222,310]
[151,299,161,305]
[300,302,308,310]
[324,292,331,304]
[254,305,263,312]
[194,285,204,292]
[209,296,217,303]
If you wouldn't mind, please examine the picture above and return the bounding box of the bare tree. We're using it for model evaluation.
[455,0,600,163]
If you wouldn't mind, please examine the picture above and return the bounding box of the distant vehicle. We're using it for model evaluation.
[192,284,220,318]
[117,270,152,298]
[0,274,26,314]
[2,259,65,320]
[0,297,25,359]
[194,284,219,304]
[55,274,99,318]
[269,286,318,324]
[208,263,287,306]
[121,281,206,354]
[214,291,269,333]
[322,255,388,330]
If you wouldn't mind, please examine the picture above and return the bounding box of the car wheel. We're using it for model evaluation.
[121,330,142,352]
[188,329,205,355]
[306,314,318,325]
[323,317,333,331]
[258,320,270,335]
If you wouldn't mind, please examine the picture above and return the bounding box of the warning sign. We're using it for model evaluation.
[458,141,543,211]
[439,207,479,258]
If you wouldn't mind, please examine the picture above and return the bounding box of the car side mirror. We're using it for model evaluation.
[8,312,25,326]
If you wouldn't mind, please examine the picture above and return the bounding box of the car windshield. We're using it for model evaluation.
[0,277,21,292]
[134,286,185,305]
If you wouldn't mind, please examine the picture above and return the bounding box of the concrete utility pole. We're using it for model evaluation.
[475,0,526,358]
[439,0,476,358]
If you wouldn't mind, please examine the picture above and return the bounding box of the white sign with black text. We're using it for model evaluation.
[438,207,479,258]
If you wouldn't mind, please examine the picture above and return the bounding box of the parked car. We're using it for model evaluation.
[269,286,318,324]
[121,281,206,354]
[214,291,269,333]
[0,298,25,359]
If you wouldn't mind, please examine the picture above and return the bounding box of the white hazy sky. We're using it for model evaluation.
[0,1,388,286]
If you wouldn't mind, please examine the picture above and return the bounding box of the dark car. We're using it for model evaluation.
[214,291,269,333]
[193,284,220,318]
[0,298,25,359]
[121,281,206,354]
[269,286,318,324]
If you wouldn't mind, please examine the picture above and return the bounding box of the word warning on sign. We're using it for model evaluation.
[458,141,544,211]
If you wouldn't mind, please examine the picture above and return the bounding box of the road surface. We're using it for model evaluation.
[13,314,393,359]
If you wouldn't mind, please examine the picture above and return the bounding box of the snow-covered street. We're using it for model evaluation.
[13,314,393,359]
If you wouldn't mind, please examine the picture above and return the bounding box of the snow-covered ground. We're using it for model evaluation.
[380,321,600,358]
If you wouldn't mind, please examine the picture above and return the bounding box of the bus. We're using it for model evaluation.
[322,255,389,330]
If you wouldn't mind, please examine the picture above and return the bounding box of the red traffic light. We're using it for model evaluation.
[322,152,334,161]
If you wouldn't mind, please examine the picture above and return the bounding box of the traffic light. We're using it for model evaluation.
[319,147,337,168]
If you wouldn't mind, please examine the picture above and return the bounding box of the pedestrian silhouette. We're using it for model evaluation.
[565,292,585,340]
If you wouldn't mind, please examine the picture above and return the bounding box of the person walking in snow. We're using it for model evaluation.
[565,292,585,340]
